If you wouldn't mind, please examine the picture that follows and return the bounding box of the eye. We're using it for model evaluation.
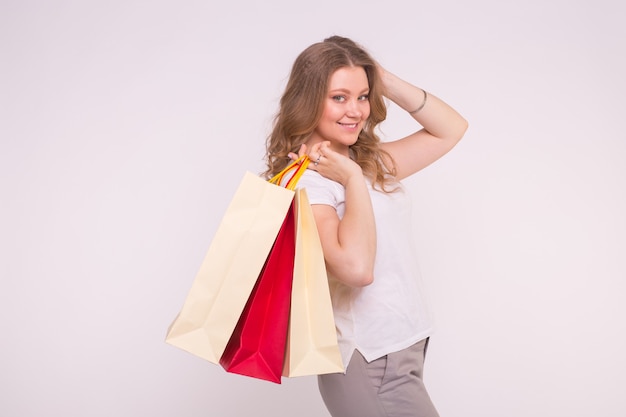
[358,94,369,101]
[332,95,346,102]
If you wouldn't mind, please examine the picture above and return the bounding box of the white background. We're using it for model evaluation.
[1,0,625,416]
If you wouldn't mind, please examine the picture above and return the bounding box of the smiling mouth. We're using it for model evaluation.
[338,122,358,128]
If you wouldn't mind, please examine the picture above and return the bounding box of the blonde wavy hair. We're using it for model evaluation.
[263,36,397,191]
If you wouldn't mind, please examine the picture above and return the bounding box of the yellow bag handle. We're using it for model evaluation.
[268,155,310,190]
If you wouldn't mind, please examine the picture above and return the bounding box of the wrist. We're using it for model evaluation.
[342,169,366,189]
[408,88,428,115]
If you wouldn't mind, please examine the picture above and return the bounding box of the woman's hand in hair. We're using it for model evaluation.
[377,67,468,179]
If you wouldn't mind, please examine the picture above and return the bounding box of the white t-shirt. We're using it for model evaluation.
[297,170,434,366]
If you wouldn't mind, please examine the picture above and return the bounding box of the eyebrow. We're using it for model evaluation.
[328,88,370,94]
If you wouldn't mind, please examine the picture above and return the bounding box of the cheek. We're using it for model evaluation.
[322,104,342,122]
[363,104,371,119]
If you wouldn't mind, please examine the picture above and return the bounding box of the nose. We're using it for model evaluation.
[346,99,363,118]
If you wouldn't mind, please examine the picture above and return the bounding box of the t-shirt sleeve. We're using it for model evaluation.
[296,171,343,209]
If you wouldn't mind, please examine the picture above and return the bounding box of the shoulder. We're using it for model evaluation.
[297,170,345,207]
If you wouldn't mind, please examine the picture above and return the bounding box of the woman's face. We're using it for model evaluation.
[309,66,370,155]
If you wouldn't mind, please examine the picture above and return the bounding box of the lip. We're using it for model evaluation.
[338,122,359,129]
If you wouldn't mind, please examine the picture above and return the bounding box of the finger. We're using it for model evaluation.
[319,141,331,155]
[288,152,298,160]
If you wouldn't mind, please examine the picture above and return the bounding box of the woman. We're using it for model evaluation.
[265,36,468,417]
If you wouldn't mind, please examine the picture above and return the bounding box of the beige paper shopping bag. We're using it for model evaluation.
[166,172,295,364]
[283,188,344,377]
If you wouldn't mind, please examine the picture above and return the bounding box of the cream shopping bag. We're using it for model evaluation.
[166,159,307,364]
[283,188,344,377]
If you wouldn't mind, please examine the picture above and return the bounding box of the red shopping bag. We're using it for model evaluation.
[219,199,296,383]
[218,159,306,383]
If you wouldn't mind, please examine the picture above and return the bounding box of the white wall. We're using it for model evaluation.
[2,1,625,416]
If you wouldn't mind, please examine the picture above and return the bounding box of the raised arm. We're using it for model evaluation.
[379,67,468,180]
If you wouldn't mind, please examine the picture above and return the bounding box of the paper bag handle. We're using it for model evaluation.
[268,155,310,190]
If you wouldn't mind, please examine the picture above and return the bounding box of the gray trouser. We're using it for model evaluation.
[317,339,439,417]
